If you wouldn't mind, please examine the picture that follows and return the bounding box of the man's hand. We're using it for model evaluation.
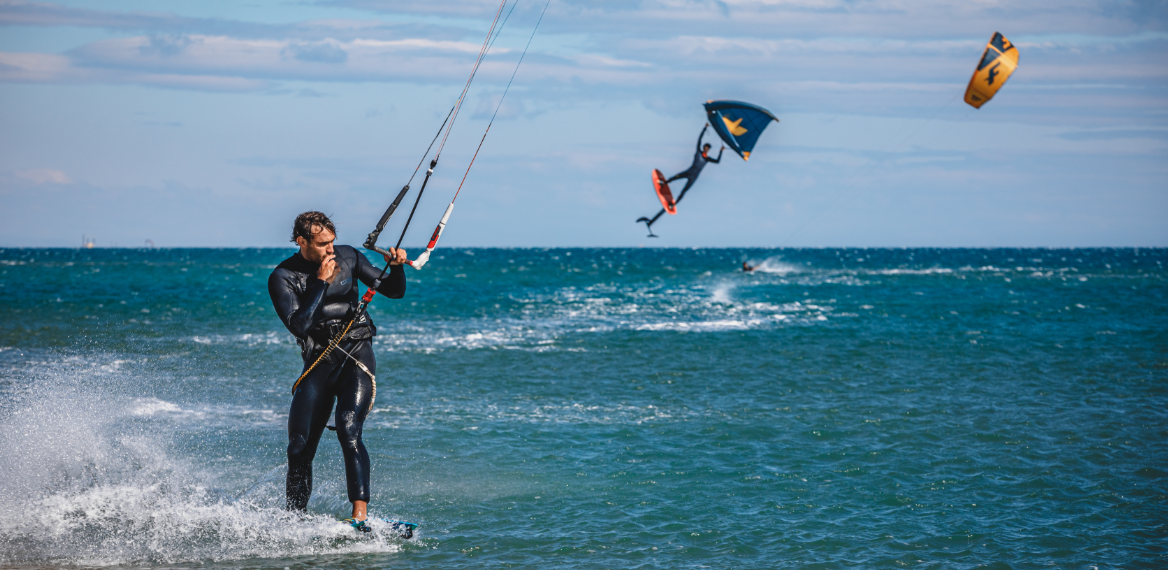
[382,248,408,266]
[317,254,338,282]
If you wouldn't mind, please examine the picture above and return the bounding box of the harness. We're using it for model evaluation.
[291,0,520,395]
[290,0,550,395]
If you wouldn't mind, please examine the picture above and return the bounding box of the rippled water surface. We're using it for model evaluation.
[0,247,1165,568]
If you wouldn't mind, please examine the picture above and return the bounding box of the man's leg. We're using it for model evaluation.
[674,177,699,205]
[286,362,341,511]
[334,340,376,518]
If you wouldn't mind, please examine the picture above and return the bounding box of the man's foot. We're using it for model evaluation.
[340,517,372,533]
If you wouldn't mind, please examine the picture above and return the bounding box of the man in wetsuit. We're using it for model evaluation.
[268,211,407,530]
[637,124,724,234]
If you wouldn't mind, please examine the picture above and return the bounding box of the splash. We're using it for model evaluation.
[710,281,735,304]
[0,353,408,566]
[750,256,805,275]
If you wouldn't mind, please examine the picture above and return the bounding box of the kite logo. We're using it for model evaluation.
[986,62,1000,86]
[722,116,748,136]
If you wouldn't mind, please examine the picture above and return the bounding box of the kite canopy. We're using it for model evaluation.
[964,32,1019,109]
[703,100,779,161]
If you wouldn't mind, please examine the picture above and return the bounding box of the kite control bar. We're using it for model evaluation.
[362,106,453,255]
[363,184,412,251]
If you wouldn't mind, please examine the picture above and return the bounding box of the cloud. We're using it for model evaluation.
[137,34,192,57]
[0,1,471,41]
[283,41,348,64]
[15,168,72,184]
[0,50,271,90]
[0,0,1161,125]
[473,91,524,119]
[328,0,1167,37]
[1057,128,1167,141]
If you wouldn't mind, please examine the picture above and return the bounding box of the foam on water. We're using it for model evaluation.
[369,280,838,352]
[0,247,1163,568]
[0,356,408,567]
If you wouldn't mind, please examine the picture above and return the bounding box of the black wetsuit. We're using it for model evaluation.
[268,245,405,511]
[666,124,723,197]
[638,124,723,231]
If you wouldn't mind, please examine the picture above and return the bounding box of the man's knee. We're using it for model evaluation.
[334,411,364,448]
[287,433,310,461]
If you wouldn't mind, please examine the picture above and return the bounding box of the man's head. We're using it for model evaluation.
[702,143,712,152]
[291,211,336,263]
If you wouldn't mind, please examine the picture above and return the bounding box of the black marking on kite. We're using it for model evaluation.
[986,62,1000,86]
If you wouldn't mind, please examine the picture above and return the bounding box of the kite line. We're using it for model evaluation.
[293,0,517,394]
[406,0,553,269]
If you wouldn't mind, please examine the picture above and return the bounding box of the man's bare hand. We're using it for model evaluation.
[317,254,338,282]
[382,248,408,266]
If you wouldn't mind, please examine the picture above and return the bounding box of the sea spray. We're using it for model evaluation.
[0,352,408,566]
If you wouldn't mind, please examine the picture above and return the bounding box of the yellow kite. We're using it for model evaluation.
[964,32,1019,109]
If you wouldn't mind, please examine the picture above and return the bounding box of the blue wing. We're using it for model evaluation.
[703,100,779,161]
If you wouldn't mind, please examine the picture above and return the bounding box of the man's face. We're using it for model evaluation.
[296,226,335,263]
[703,144,711,152]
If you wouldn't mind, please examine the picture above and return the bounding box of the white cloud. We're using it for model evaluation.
[15,168,72,184]
[66,35,500,83]
[0,50,271,90]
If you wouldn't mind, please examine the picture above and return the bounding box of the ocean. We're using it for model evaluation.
[0,247,1165,569]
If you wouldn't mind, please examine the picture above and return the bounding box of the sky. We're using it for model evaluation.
[0,0,1166,248]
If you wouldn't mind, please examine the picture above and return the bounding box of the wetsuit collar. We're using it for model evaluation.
[279,250,321,274]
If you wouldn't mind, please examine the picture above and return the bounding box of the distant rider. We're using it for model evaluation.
[666,123,724,197]
[638,124,724,234]
[268,211,406,531]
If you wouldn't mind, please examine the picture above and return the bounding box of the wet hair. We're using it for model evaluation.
[703,143,712,149]
[291,211,336,244]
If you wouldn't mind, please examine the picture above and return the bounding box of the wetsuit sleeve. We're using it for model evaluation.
[269,270,329,338]
[356,251,406,299]
[706,147,722,164]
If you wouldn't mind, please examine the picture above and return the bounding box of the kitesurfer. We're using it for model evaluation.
[268,211,407,530]
[742,262,755,272]
[638,124,724,233]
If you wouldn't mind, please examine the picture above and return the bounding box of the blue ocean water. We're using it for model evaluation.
[0,247,1164,568]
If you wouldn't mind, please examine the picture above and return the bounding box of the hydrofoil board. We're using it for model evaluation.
[652,169,677,214]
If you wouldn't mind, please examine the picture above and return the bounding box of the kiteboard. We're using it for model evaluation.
[342,517,418,539]
[652,169,677,214]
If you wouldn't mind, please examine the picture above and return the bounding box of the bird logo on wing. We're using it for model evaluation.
[986,62,1001,86]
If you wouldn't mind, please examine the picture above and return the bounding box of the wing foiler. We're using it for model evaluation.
[964,32,1019,109]
[703,100,779,161]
